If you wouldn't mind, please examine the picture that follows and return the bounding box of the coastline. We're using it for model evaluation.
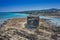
[0,18,60,40]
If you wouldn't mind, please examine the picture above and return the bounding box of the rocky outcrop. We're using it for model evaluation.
[0,18,60,40]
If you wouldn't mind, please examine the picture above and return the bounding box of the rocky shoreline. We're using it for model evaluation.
[0,18,60,40]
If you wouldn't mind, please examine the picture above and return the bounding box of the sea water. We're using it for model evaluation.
[0,12,60,26]
[0,12,28,24]
[40,16,60,26]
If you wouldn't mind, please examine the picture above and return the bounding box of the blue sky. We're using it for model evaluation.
[0,0,60,12]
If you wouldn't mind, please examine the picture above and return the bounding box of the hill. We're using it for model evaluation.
[19,8,60,16]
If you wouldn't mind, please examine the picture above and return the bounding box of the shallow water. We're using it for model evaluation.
[0,12,28,24]
[0,12,60,26]
[40,16,60,26]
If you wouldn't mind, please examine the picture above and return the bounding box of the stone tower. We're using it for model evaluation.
[26,14,39,29]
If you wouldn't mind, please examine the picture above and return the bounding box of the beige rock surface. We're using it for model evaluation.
[0,18,58,40]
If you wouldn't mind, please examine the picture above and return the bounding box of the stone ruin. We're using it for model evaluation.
[26,15,39,29]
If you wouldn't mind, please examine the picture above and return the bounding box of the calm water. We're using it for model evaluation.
[0,12,28,24]
[40,16,60,26]
[0,12,60,26]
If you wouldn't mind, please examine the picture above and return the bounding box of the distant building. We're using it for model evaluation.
[26,15,39,29]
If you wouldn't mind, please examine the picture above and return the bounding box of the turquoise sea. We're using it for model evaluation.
[0,12,28,24]
[0,12,60,26]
